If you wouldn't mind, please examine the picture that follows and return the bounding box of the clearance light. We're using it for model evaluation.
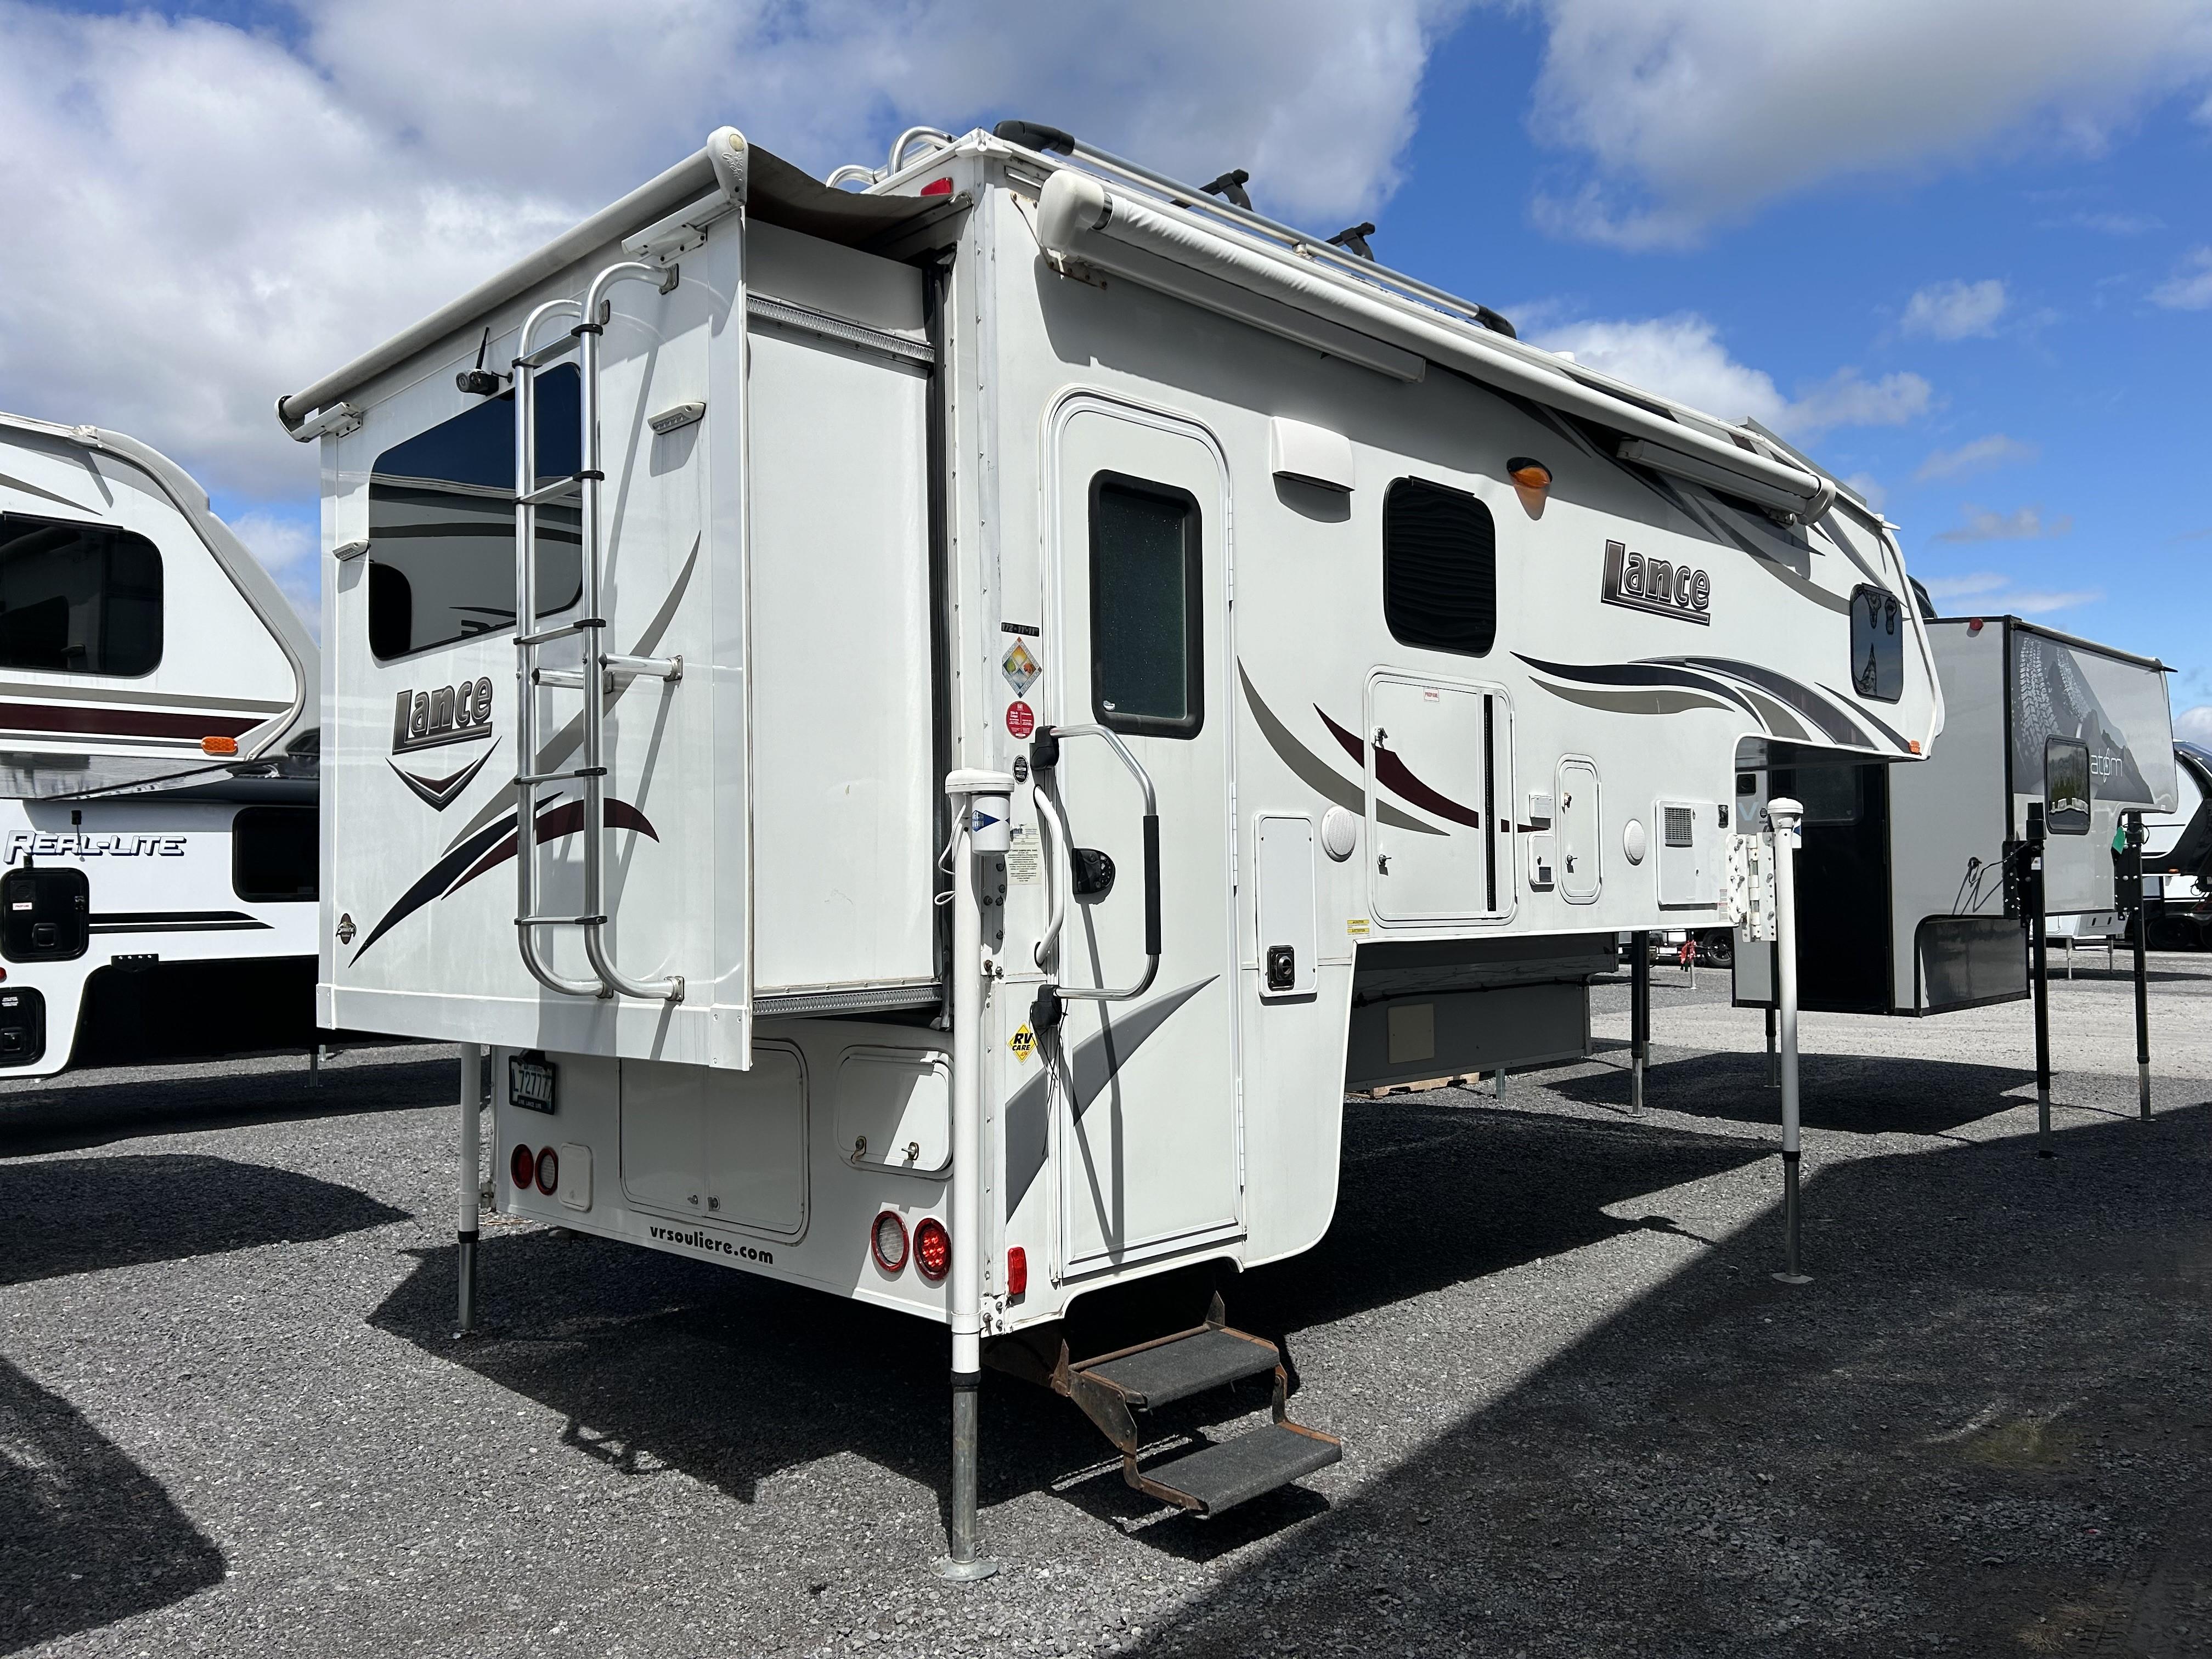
[915,1218,951,1282]
[872,1211,909,1273]
[921,176,954,197]
[510,1144,535,1189]
[1506,456,1551,520]
[202,735,239,756]
[1909,740,1923,754]
[1006,1246,1028,1297]
[534,1146,559,1195]
[1967,618,1984,636]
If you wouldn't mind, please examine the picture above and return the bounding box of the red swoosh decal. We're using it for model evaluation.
[1314,705,1482,830]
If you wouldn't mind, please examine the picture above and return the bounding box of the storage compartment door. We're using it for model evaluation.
[1367,675,1506,923]
[1558,760,1601,904]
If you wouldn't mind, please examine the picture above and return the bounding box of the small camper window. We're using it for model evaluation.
[1383,479,1496,658]
[0,514,162,677]
[1090,473,1203,738]
[1850,584,1903,703]
[366,366,584,662]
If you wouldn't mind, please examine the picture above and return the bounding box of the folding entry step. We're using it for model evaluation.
[1045,1295,1342,1516]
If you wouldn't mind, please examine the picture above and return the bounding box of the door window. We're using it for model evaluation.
[1088,472,1203,737]
[366,366,584,661]
[0,514,162,676]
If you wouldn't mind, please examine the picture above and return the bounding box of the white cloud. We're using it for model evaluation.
[1843,472,1888,511]
[2151,247,2212,309]
[1915,434,2040,481]
[2177,704,2212,743]
[225,511,320,631]
[0,0,1468,590]
[2044,210,2164,234]
[1518,0,2212,246]
[1918,572,2097,615]
[1528,312,1931,438]
[1901,279,2009,340]
[1933,504,2074,542]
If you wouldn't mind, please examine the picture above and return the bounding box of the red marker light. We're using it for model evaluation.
[534,1146,559,1195]
[1006,1246,1028,1296]
[510,1144,535,1190]
[921,176,954,198]
[872,1211,909,1273]
[915,1218,951,1282]
[1967,617,1984,636]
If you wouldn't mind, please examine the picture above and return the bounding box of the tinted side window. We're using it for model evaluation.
[367,365,584,661]
[1850,584,1903,702]
[1383,479,1495,657]
[233,806,318,902]
[1090,473,1203,738]
[0,514,163,676]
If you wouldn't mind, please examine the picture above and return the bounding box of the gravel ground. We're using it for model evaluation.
[2,958,2208,1658]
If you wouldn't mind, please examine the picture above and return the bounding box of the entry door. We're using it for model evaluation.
[1051,404,1239,1274]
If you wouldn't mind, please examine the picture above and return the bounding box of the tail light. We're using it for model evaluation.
[510,1144,534,1189]
[872,1211,909,1273]
[534,1146,559,1195]
[1006,1246,1028,1296]
[915,1217,951,1282]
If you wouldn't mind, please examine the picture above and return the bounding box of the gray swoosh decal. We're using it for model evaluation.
[1238,662,1442,836]
[1669,657,1873,748]
[1531,683,1737,719]
[1004,975,1216,1217]
[0,469,98,514]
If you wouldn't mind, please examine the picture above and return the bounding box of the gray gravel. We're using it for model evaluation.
[3,959,2209,1658]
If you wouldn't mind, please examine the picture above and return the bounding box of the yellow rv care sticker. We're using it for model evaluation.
[1008,1023,1036,1062]
[1346,918,1370,935]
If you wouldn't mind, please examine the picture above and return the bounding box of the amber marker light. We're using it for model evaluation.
[1506,456,1552,519]
[201,735,239,756]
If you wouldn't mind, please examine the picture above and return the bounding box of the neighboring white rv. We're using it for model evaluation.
[2143,740,2211,949]
[279,121,1939,1543]
[0,413,319,1074]
[1735,612,2177,1014]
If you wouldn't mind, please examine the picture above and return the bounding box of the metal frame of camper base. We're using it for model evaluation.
[0,412,320,1075]
[283,121,1945,1567]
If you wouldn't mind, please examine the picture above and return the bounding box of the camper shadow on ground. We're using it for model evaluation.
[0,1355,225,1656]
[0,1052,454,1158]
[1554,1047,2037,1136]
[368,1096,1769,1559]
[1133,1103,2212,1658]
[0,1153,406,1289]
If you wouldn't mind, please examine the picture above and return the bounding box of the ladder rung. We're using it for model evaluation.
[520,476,581,507]
[516,335,578,370]
[516,765,608,786]
[517,618,604,646]
[533,668,585,690]
[516,914,607,928]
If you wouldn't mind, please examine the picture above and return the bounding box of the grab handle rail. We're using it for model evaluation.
[1034,723,1159,1003]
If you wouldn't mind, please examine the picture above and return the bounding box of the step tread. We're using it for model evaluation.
[1143,1423,1342,1515]
[1080,1326,1279,1408]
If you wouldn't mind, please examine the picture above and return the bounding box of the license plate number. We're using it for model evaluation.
[509,1051,557,1114]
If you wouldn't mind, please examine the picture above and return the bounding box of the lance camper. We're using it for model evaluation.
[0,412,319,1076]
[280,121,1939,1561]
[1734,611,2177,1016]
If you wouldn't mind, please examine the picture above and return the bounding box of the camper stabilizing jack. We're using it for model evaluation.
[282,120,1943,1568]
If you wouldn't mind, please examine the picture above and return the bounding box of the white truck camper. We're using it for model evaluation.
[280,121,1940,1567]
[1734,612,2177,1017]
[2142,740,2210,950]
[0,412,319,1076]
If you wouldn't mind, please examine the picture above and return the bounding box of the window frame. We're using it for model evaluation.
[1087,469,1205,741]
[1381,476,1498,660]
[0,512,165,680]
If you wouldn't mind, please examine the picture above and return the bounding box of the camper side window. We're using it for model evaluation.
[1850,584,1903,703]
[366,365,585,662]
[0,514,162,677]
[1090,473,1203,738]
[1383,478,1496,657]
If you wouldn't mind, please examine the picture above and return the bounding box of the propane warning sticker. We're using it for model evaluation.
[1001,639,1040,696]
[1006,700,1035,738]
[1008,1023,1036,1062]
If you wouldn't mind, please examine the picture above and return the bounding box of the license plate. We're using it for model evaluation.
[509,1050,557,1114]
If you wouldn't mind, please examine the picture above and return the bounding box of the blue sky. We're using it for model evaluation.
[3,0,2209,730]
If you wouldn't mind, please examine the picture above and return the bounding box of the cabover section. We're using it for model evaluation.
[314,165,947,1066]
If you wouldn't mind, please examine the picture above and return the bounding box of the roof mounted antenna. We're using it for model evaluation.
[456,328,506,397]
[1326,221,1376,261]
[1200,169,1252,210]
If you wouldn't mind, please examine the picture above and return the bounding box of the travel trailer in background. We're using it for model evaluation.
[2142,740,2211,949]
[0,413,319,1076]
[280,120,1940,1558]
[1735,613,2176,1015]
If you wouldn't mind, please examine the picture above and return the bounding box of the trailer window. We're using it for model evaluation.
[0,514,162,677]
[1383,479,1495,658]
[232,806,318,902]
[366,366,584,662]
[1850,584,1903,702]
[1090,473,1203,738]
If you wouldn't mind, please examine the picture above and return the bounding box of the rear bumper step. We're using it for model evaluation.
[1139,1422,1342,1516]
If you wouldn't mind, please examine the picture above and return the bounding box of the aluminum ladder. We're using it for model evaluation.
[510,261,685,1003]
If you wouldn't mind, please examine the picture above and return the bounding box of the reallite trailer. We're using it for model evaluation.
[280,121,1938,1560]
[2142,741,2210,950]
[1734,612,2176,1017]
[0,413,319,1075]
